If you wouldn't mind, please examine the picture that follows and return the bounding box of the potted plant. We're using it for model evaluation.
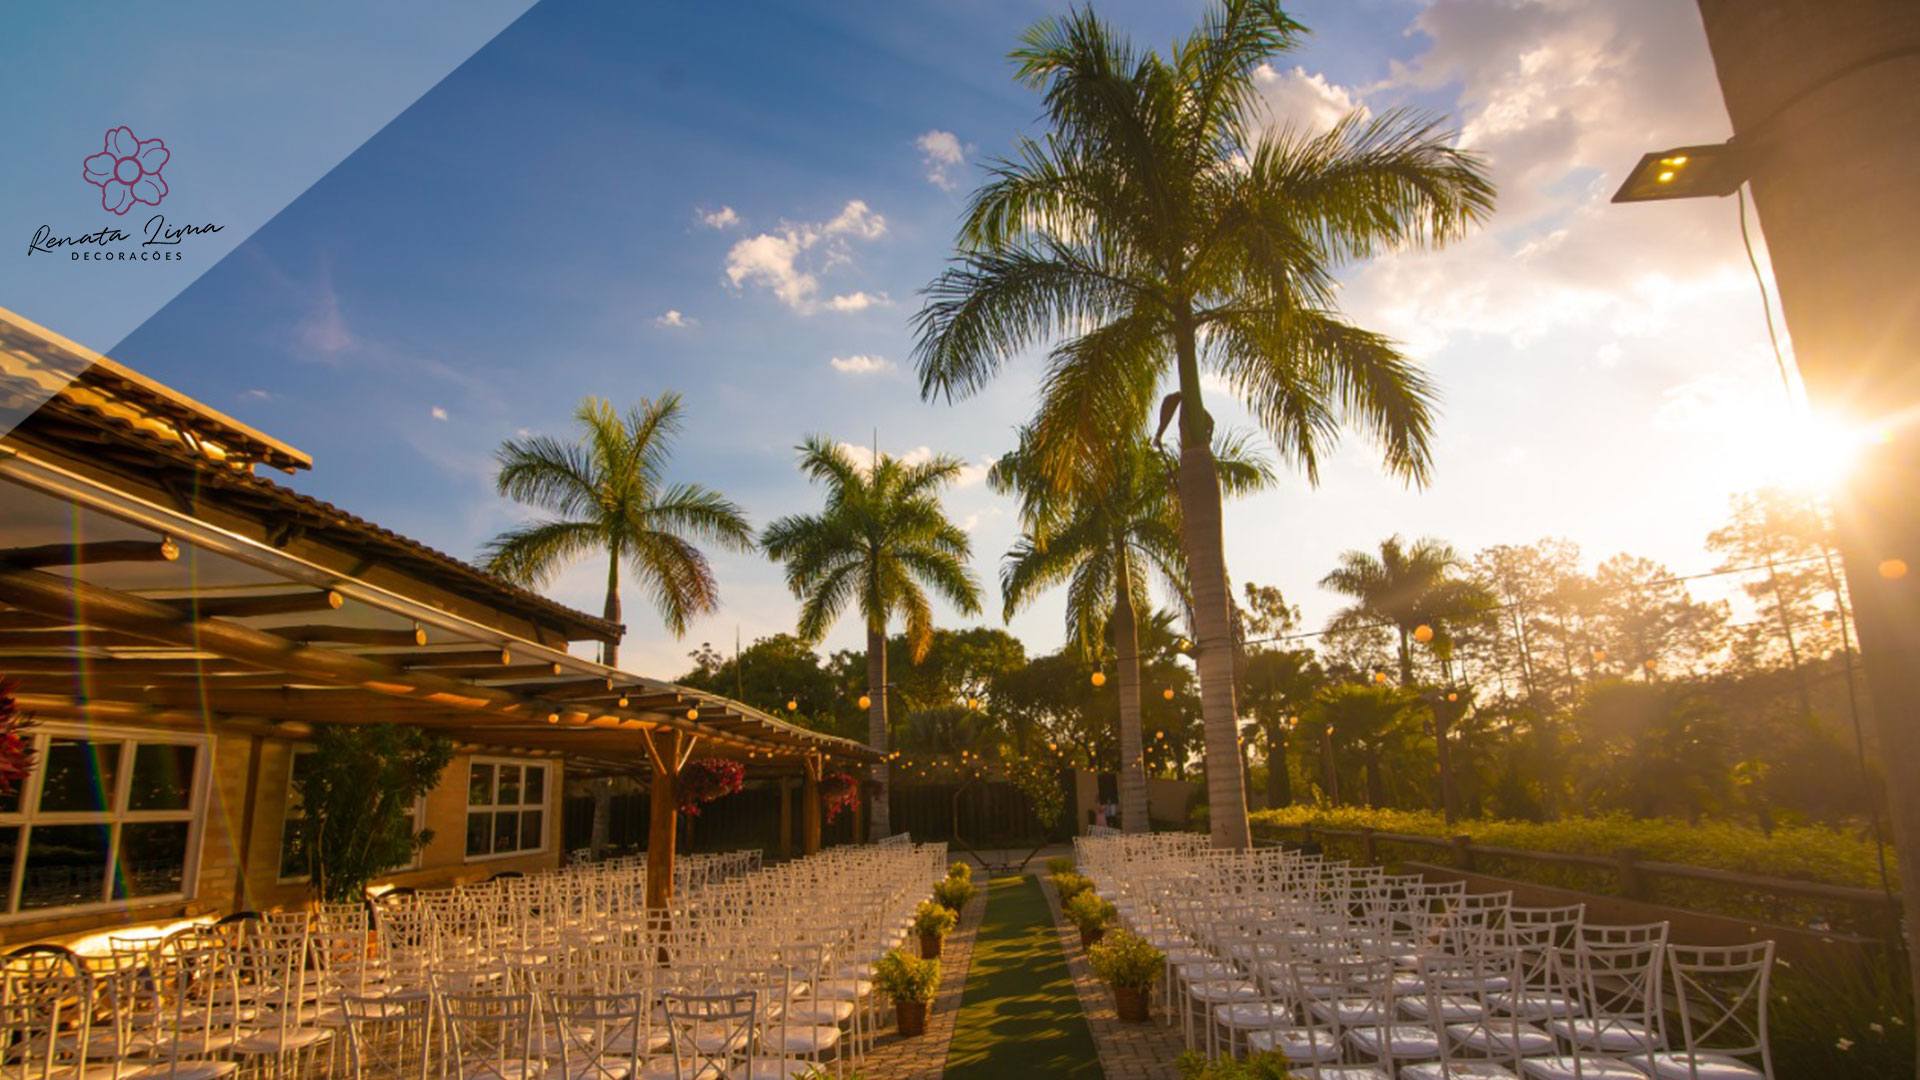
[1174,1050,1298,1078]
[1049,870,1093,903]
[874,949,940,1037]
[947,860,973,882]
[1089,928,1164,1024]
[1045,855,1075,876]
[912,899,957,959]
[933,874,975,912]
[1065,889,1116,948]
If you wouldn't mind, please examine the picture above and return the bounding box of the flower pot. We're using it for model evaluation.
[919,932,944,960]
[1078,924,1105,949]
[895,999,930,1037]
[1112,984,1151,1023]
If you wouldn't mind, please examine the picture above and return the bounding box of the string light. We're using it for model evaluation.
[858,694,872,710]
[1373,672,1389,685]
[1162,687,1175,701]
[1414,624,1435,644]
[1090,671,1106,688]
[787,698,798,712]
[1882,558,1909,580]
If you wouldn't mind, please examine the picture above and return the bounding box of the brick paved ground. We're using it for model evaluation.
[859,885,989,1079]
[1039,873,1188,1080]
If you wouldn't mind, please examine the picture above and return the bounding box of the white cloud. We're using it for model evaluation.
[958,512,982,533]
[829,354,894,375]
[825,291,889,312]
[954,457,992,489]
[653,309,696,329]
[696,205,740,229]
[294,277,354,356]
[834,442,934,475]
[915,129,969,190]
[1252,64,1364,135]
[724,200,889,313]
[430,406,449,421]
[240,388,273,401]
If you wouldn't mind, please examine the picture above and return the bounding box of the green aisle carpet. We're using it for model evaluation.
[944,874,1102,1078]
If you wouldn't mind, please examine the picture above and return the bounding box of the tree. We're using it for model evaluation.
[1471,539,1582,706]
[1239,645,1321,808]
[483,394,754,666]
[289,725,454,903]
[1302,682,1427,809]
[993,428,1271,833]
[1588,555,1725,680]
[761,437,984,838]
[913,0,1493,847]
[1707,488,1837,713]
[679,633,855,741]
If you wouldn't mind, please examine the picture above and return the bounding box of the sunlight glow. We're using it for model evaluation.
[1748,410,1873,495]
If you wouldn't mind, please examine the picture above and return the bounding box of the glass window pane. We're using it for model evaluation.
[493,811,518,853]
[468,764,494,807]
[128,744,197,811]
[497,766,521,806]
[114,822,189,898]
[518,810,543,852]
[0,826,16,911]
[465,813,492,857]
[523,765,545,804]
[37,739,121,813]
[280,823,309,879]
[20,823,110,910]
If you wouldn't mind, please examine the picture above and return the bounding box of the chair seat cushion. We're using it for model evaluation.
[1448,1021,1556,1055]
[1213,1001,1294,1027]
[1189,980,1259,1003]
[231,1029,333,1054]
[128,1064,239,1080]
[1347,1024,1444,1059]
[1308,998,1388,1026]
[1545,1017,1663,1053]
[1488,991,1579,1020]
[1246,1027,1343,1062]
[759,1024,840,1055]
[1400,994,1486,1023]
[1400,1062,1517,1080]
[1640,1051,1765,1080]
[1516,1054,1652,1080]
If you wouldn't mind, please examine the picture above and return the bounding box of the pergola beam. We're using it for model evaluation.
[0,538,179,568]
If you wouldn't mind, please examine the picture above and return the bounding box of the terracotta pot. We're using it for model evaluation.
[895,999,930,1037]
[919,932,943,960]
[1112,984,1151,1024]
[1078,924,1105,949]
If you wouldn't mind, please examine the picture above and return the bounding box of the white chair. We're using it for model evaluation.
[1636,943,1774,1080]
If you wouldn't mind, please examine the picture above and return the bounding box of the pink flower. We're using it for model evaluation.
[82,126,169,215]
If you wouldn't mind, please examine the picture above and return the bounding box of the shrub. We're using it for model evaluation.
[947,860,973,881]
[290,724,453,903]
[1064,890,1116,935]
[873,949,939,1004]
[1088,929,1163,991]
[1049,871,1094,902]
[1769,949,1914,1077]
[911,899,957,939]
[1248,805,1897,929]
[1175,1051,1296,1079]
[933,876,976,910]
[1046,855,1076,876]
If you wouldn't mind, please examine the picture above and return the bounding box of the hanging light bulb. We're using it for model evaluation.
[1162,687,1175,701]
[1644,659,1658,671]
[858,694,872,710]
[1881,558,1909,580]
[1090,671,1107,688]
[1592,648,1607,662]
[685,707,699,721]
[1176,638,1191,652]
[1373,671,1389,685]
[786,698,798,712]
[1447,692,1459,703]
[1414,624,1435,644]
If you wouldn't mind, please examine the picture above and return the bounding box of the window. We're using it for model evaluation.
[0,727,206,919]
[278,749,426,882]
[465,759,547,860]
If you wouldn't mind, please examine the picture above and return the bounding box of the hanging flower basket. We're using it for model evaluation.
[821,770,858,823]
[677,758,744,817]
[0,678,36,798]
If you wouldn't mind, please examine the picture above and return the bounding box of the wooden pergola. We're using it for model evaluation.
[0,307,872,915]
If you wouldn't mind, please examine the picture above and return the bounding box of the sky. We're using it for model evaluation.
[0,0,1821,679]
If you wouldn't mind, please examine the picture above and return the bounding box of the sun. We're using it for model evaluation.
[1749,410,1873,495]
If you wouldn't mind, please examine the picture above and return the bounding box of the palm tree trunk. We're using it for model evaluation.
[603,550,622,668]
[1111,556,1150,834]
[1397,626,1415,686]
[1364,745,1384,809]
[866,627,891,841]
[1174,322,1252,849]
[1434,712,1458,824]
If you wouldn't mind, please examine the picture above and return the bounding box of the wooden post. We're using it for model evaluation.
[1360,826,1378,865]
[852,769,867,847]
[1452,835,1476,873]
[644,731,681,913]
[802,755,822,856]
[1614,847,1646,902]
[777,778,794,859]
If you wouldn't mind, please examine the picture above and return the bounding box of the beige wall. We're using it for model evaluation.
[5,725,562,950]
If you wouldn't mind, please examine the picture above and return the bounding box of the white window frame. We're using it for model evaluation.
[463,757,550,863]
[0,723,211,923]
[277,747,428,884]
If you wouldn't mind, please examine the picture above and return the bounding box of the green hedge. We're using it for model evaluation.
[1248,806,1897,932]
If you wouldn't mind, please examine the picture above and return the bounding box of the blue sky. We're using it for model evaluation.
[3,0,1814,677]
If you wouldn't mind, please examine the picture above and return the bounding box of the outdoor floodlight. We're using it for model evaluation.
[1611,142,1747,203]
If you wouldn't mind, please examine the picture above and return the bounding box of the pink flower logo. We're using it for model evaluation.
[82,126,169,215]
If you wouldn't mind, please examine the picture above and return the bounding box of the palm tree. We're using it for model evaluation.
[483,394,754,667]
[761,437,984,839]
[912,0,1494,847]
[992,427,1272,834]
[1321,534,1492,820]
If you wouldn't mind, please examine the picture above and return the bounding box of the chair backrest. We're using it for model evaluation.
[1667,941,1774,1079]
[340,993,431,1080]
[438,989,536,1080]
[662,990,756,1080]
[0,970,92,1080]
[547,989,648,1080]
[1567,937,1666,1053]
